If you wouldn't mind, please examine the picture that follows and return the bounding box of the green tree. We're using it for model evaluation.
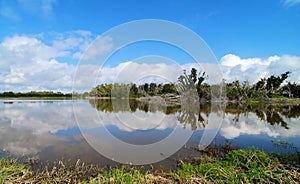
[281,82,300,98]
[149,83,156,92]
[129,84,138,95]
[143,83,149,93]
[266,71,290,97]
[254,78,266,91]
[148,82,157,96]
[160,83,177,94]
[190,68,197,84]
[197,72,206,86]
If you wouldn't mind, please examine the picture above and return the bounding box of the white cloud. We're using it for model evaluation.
[89,53,300,86]
[98,61,183,84]
[1,35,65,59]
[80,36,113,60]
[220,54,300,84]
[0,37,71,92]
[50,30,94,58]
[268,55,300,82]
[220,54,273,69]
[0,32,96,92]
[1,32,299,92]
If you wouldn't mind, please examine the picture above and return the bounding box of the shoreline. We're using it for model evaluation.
[1,148,299,183]
[87,95,300,105]
[1,94,300,105]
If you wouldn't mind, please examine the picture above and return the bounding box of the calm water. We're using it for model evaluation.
[0,99,299,169]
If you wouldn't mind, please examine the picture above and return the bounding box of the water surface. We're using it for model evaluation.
[0,99,299,169]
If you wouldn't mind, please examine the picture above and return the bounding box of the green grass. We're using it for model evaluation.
[0,158,31,183]
[0,149,299,183]
[171,149,299,183]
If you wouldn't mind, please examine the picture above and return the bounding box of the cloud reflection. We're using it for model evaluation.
[0,99,300,157]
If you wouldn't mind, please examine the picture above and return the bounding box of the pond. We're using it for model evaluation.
[0,99,299,170]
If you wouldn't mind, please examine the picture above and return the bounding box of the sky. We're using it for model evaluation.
[0,0,300,92]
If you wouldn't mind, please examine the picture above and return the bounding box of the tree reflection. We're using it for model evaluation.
[89,99,167,114]
[176,70,203,130]
[266,110,288,129]
[88,99,300,130]
[225,103,299,129]
[280,105,300,119]
[178,101,201,130]
[89,99,113,112]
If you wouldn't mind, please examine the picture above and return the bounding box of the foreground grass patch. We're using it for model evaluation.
[1,149,299,183]
[172,149,299,183]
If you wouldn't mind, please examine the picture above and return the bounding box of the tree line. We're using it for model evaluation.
[224,71,300,101]
[0,91,72,98]
[1,69,298,100]
[89,82,178,98]
[185,68,299,101]
[90,68,299,101]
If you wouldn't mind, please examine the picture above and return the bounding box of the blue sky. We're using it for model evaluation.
[0,0,300,92]
[1,0,300,58]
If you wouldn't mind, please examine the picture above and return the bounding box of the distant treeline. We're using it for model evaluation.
[2,69,299,100]
[223,71,300,101]
[90,68,300,101]
[0,91,72,98]
[89,83,178,98]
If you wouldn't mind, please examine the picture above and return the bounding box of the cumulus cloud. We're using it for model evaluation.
[80,36,113,60]
[0,32,95,92]
[220,54,300,84]
[1,32,300,92]
[98,61,183,84]
[86,53,300,87]
[268,55,300,82]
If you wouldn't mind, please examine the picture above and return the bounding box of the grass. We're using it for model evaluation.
[172,149,299,183]
[0,149,299,183]
[249,97,300,105]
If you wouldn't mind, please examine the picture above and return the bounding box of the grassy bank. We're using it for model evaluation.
[1,149,299,183]
[242,97,300,105]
